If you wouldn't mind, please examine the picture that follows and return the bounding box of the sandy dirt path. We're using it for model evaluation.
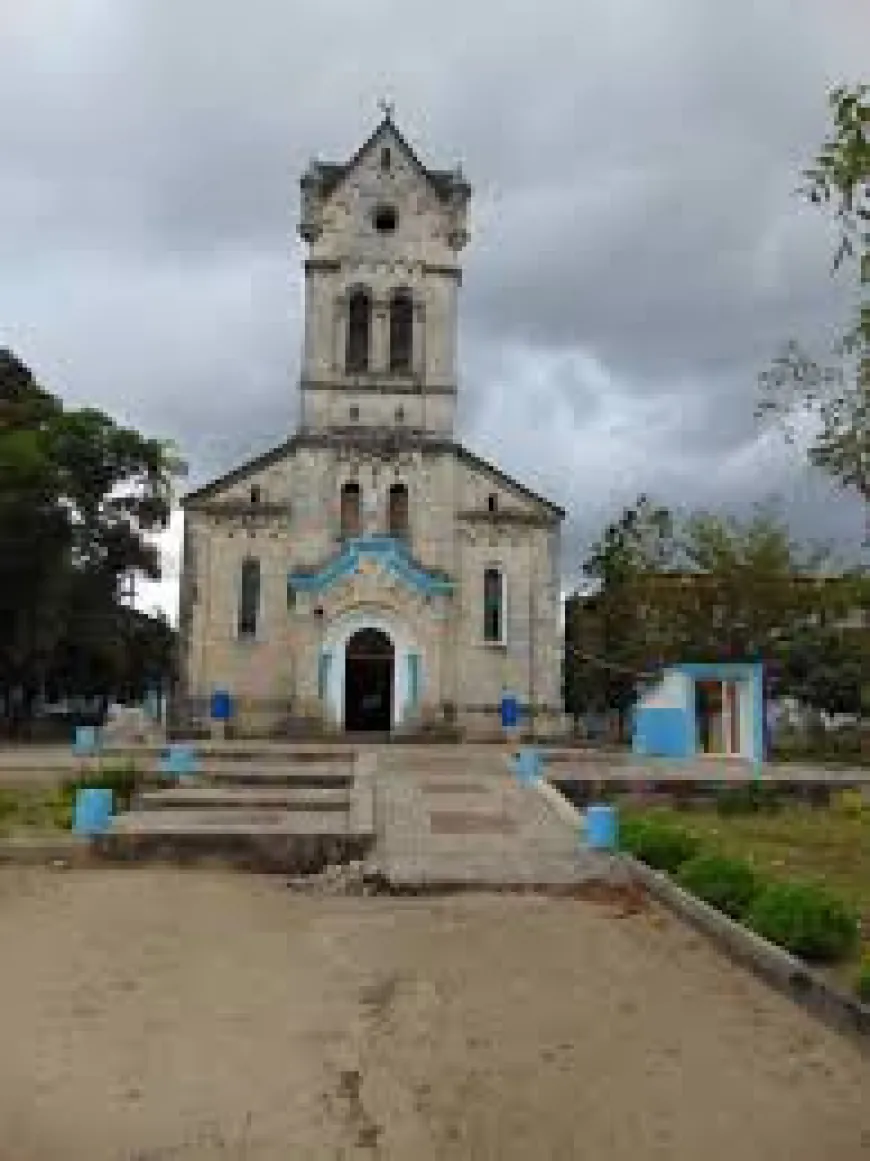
[0,867,867,1160]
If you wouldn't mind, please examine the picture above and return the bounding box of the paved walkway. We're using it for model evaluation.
[365,751,626,889]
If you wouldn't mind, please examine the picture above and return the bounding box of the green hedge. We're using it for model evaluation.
[619,816,700,874]
[744,881,860,964]
[621,811,863,986]
[676,853,760,920]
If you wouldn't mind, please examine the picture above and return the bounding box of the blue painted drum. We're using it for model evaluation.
[500,693,518,730]
[210,690,232,721]
[72,787,113,835]
[585,804,618,851]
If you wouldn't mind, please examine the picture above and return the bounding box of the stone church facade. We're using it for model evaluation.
[176,112,567,738]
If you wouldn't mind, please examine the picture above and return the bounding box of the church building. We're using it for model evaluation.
[176,111,567,738]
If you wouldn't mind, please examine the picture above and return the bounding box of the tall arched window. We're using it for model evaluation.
[483,567,506,644]
[340,481,361,539]
[238,557,261,639]
[388,482,409,539]
[346,288,371,373]
[389,289,413,373]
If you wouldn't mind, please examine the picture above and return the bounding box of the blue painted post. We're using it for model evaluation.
[585,804,618,851]
[159,744,198,780]
[72,725,101,757]
[72,787,113,835]
[513,747,543,785]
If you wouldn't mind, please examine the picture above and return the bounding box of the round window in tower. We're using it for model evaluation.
[373,204,398,234]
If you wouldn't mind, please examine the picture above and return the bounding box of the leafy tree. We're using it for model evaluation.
[757,85,869,514]
[565,495,680,728]
[771,623,865,716]
[565,495,865,723]
[0,349,184,733]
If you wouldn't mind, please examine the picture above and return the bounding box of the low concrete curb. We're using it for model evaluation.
[542,777,870,1051]
[0,834,93,866]
[626,856,870,1051]
[536,776,586,831]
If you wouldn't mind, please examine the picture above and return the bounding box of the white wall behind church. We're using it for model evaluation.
[135,509,184,625]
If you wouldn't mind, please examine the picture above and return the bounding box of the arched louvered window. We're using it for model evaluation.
[346,288,371,373]
[340,481,362,539]
[388,482,409,539]
[389,289,413,373]
[238,557,261,639]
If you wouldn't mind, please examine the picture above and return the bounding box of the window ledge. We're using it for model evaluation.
[480,639,508,650]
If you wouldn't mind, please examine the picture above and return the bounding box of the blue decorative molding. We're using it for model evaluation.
[288,536,454,599]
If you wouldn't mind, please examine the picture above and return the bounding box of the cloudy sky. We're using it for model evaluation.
[2,0,868,621]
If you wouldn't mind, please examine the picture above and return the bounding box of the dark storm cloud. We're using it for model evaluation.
[1,0,868,617]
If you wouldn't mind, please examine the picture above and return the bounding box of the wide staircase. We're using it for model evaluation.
[94,746,375,873]
[64,741,633,891]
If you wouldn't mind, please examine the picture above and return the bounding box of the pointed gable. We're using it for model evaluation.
[302,112,470,208]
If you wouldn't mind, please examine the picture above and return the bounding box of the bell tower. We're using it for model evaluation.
[297,107,470,438]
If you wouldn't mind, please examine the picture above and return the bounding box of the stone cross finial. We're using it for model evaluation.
[377,96,395,121]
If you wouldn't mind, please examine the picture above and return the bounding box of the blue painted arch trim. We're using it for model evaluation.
[288,535,454,599]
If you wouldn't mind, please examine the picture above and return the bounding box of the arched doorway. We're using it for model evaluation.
[344,627,394,732]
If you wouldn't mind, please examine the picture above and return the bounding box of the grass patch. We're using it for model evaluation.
[0,762,140,836]
[622,799,870,993]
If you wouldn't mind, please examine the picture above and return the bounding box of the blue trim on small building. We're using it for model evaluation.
[288,536,454,600]
[633,707,691,758]
[632,660,765,763]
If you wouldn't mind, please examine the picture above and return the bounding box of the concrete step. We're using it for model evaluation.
[95,809,374,873]
[136,786,350,812]
[190,765,354,790]
[172,747,355,765]
[110,809,348,833]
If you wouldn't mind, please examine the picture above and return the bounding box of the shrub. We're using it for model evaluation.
[745,881,860,963]
[677,853,763,919]
[619,817,700,873]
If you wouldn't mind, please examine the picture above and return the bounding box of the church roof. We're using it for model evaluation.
[181,432,565,519]
[302,110,470,204]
